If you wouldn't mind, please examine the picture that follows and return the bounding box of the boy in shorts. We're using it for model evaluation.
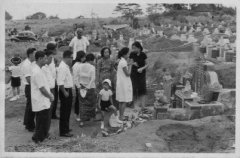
[8,55,22,101]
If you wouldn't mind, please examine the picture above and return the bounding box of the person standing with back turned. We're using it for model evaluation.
[57,50,74,137]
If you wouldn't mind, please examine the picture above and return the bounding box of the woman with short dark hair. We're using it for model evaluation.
[73,51,86,121]
[116,47,133,121]
[76,53,97,126]
[130,41,148,109]
[96,47,115,90]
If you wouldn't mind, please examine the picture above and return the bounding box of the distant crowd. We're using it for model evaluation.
[7,28,148,143]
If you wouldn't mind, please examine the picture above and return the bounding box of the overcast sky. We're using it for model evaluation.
[3,0,237,20]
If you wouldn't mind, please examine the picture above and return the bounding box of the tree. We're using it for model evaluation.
[146,4,165,25]
[163,4,188,11]
[5,11,12,20]
[26,12,46,20]
[76,15,84,19]
[49,15,59,19]
[114,3,143,28]
[146,4,164,15]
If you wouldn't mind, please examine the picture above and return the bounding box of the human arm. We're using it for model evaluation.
[59,85,69,97]
[39,87,54,102]
[57,67,69,97]
[69,38,74,51]
[97,93,102,110]
[34,72,54,101]
[86,66,96,89]
[138,59,148,73]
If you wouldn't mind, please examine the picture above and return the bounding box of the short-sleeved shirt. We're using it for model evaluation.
[49,58,57,81]
[57,61,73,88]
[42,64,55,89]
[77,63,96,89]
[31,64,51,112]
[9,65,21,77]
[72,62,83,86]
[69,36,89,60]
[99,89,113,101]
[21,58,32,85]
[129,52,147,77]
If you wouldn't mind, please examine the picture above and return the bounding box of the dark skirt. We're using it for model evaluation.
[131,74,146,97]
[11,76,21,87]
[79,88,97,121]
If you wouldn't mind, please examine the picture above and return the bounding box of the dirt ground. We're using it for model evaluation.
[5,92,235,152]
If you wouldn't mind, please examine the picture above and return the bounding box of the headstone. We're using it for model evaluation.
[187,34,197,43]
[177,26,181,32]
[213,28,219,34]
[203,28,210,35]
[188,27,194,33]
[180,34,187,41]
[201,35,212,47]
[225,28,232,36]
[128,38,134,49]
[196,27,202,32]
[170,34,180,40]
[182,26,187,32]
[119,34,124,41]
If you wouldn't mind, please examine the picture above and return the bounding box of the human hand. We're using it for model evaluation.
[50,94,54,102]
[64,91,69,98]
[132,62,138,67]
[137,68,143,73]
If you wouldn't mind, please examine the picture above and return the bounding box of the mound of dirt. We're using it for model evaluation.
[104,115,235,152]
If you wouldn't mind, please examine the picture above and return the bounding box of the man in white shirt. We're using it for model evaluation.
[46,42,59,119]
[21,48,36,132]
[42,50,56,132]
[69,28,89,65]
[31,51,54,143]
[57,50,74,137]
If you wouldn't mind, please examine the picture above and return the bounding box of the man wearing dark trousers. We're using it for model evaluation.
[31,51,54,143]
[22,48,36,132]
[42,50,55,132]
[46,42,59,119]
[57,50,74,137]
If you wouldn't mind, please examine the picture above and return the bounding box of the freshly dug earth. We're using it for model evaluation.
[104,115,235,152]
[6,115,234,152]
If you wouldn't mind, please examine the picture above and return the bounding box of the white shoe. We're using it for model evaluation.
[9,96,17,101]
[116,117,123,124]
[100,121,104,129]
[16,95,20,99]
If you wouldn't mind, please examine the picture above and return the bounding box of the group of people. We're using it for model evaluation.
[8,27,148,144]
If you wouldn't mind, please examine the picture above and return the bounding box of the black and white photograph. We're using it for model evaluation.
[1,0,239,157]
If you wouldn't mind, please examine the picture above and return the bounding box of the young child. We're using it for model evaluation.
[98,79,122,130]
[8,55,22,101]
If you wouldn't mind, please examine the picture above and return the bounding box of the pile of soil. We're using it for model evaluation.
[103,115,235,152]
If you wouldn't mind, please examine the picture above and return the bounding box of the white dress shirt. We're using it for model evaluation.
[77,63,95,89]
[31,64,51,112]
[57,61,73,88]
[69,36,89,60]
[49,58,57,82]
[72,62,82,87]
[21,58,32,85]
[42,64,55,89]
